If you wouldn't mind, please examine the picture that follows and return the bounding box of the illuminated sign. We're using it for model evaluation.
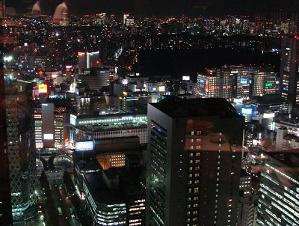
[263,113,275,119]
[265,82,273,88]
[241,108,253,115]
[240,78,249,85]
[38,84,48,94]
[43,134,53,140]
[182,76,190,81]
[70,114,77,126]
[198,79,205,84]
[75,141,94,152]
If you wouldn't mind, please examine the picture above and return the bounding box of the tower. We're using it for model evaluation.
[280,36,299,110]
[0,69,12,226]
[5,79,36,223]
[146,97,244,226]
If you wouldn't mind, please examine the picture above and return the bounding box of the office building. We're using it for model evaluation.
[79,67,111,90]
[83,169,145,226]
[0,69,12,226]
[78,51,100,73]
[197,66,279,100]
[5,79,36,222]
[257,152,299,226]
[146,97,244,226]
[33,100,68,150]
[70,113,148,145]
[197,68,234,99]
[274,115,299,149]
[74,137,145,226]
[280,36,299,109]
[238,171,256,226]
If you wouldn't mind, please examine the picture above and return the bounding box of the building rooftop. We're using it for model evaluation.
[151,96,240,118]
[84,167,144,205]
[266,151,299,182]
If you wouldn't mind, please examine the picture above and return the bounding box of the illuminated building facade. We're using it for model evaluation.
[70,114,148,145]
[79,67,110,90]
[274,115,299,149]
[257,152,299,226]
[196,66,279,100]
[78,51,100,73]
[33,101,67,150]
[5,79,36,222]
[197,68,234,99]
[146,97,244,226]
[83,170,145,226]
[280,36,299,109]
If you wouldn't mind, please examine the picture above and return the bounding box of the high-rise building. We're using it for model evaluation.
[280,36,299,109]
[5,79,36,223]
[0,69,12,226]
[78,51,100,73]
[256,152,299,226]
[33,100,68,151]
[146,97,244,226]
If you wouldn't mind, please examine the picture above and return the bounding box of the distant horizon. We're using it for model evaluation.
[6,0,299,16]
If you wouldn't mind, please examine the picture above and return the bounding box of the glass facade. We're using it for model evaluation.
[257,156,299,226]
[148,121,167,226]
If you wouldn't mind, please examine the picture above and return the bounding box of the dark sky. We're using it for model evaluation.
[7,0,299,15]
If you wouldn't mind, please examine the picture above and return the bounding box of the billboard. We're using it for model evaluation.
[75,141,94,152]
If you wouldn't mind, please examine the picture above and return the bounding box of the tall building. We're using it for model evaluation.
[280,36,299,109]
[5,78,36,223]
[0,69,12,225]
[33,100,68,150]
[77,51,100,73]
[146,97,244,226]
[257,152,299,226]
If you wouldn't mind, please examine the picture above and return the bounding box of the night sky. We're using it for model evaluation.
[7,0,299,15]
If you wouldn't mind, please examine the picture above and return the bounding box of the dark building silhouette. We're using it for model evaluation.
[280,36,299,110]
[146,97,244,226]
[0,70,13,226]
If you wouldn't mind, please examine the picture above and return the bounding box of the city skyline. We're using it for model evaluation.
[1,1,299,226]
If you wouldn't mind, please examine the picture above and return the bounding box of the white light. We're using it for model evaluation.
[43,134,53,140]
[3,56,13,62]
[263,113,275,119]
[182,75,190,81]
[75,141,94,151]
[70,114,77,126]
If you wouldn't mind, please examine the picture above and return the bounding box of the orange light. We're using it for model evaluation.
[38,70,44,76]
[78,52,85,57]
[38,84,48,94]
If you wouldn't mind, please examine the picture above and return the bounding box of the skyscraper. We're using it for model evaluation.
[146,97,244,226]
[280,36,299,109]
[257,152,299,226]
[0,70,12,225]
[5,78,36,223]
